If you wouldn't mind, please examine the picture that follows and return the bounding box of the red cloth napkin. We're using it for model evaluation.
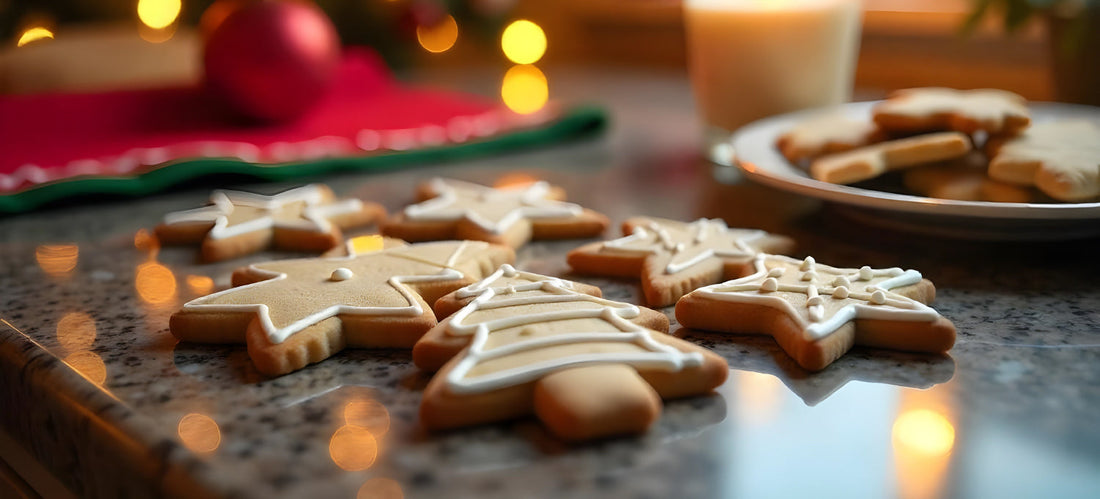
[0,48,541,192]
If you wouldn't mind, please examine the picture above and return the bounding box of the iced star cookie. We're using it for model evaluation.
[170,241,514,376]
[155,184,385,262]
[872,87,1030,135]
[776,113,885,163]
[987,120,1100,202]
[567,217,795,307]
[381,178,608,248]
[676,255,955,372]
[810,132,972,184]
[415,265,728,441]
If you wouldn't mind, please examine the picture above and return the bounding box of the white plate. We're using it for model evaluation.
[730,101,1100,240]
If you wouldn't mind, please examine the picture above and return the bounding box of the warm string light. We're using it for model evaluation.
[416,15,459,53]
[358,477,404,499]
[501,64,548,115]
[501,20,546,65]
[36,244,79,278]
[17,27,54,47]
[137,0,182,30]
[178,413,221,453]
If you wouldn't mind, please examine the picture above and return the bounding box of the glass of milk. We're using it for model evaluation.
[685,0,863,165]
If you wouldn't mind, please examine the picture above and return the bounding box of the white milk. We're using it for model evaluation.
[685,0,862,143]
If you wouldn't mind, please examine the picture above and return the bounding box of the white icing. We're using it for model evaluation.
[598,218,767,275]
[161,184,364,240]
[402,178,584,234]
[179,241,477,344]
[330,268,354,281]
[442,264,704,395]
[695,254,940,340]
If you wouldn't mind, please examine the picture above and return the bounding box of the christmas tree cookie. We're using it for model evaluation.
[567,217,795,307]
[415,265,728,441]
[382,178,608,248]
[676,254,955,371]
[170,241,514,376]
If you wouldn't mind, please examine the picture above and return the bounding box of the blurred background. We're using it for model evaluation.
[1,0,1093,102]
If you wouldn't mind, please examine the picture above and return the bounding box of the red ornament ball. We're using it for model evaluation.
[203,0,341,122]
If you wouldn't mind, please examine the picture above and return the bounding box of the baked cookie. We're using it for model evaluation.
[810,132,972,184]
[676,254,955,372]
[415,265,728,441]
[987,120,1100,202]
[567,217,795,307]
[872,87,1030,135]
[170,241,514,376]
[156,184,385,262]
[776,112,885,163]
[903,154,1036,202]
[381,178,608,248]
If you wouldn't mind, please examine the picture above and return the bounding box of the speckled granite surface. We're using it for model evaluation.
[3,70,1100,498]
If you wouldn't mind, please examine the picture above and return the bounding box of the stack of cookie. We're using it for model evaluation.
[775,87,1100,203]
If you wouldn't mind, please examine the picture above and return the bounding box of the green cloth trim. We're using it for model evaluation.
[0,106,607,214]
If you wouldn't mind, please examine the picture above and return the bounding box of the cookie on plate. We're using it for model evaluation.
[810,132,972,184]
[676,254,955,371]
[155,184,385,262]
[415,265,728,441]
[567,217,795,307]
[987,120,1100,202]
[382,178,608,248]
[872,87,1030,135]
[776,112,885,163]
[170,240,514,376]
[902,153,1036,202]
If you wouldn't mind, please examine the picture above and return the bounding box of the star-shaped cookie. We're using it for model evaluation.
[872,87,1030,135]
[415,265,728,441]
[170,241,514,376]
[567,217,795,307]
[987,120,1100,202]
[381,178,608,248]
[155,184,385,262]
[676,254,955,371]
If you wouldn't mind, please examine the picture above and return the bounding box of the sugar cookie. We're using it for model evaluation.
[776,112,885,163]
[567,217,795,307]
[810,132,972,184]
[987,120,1100,202]
[872,87,1030,135]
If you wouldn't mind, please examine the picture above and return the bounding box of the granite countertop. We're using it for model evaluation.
[2,68,1099,498]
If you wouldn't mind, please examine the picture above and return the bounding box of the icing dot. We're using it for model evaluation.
[800,256,816,271]
[801,271,818,282]
[330,268,354,281]
[760,277,779,292]
[870,289,887,304]
[767,267,785,278]
[501,286,516,295]
[859,266,874,281]
[832,276,851,288]
[832,286,849,299]
[807,296,824,307]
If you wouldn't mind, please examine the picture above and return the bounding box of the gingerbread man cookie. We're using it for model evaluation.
[381,178,608,248]
[170,241,514,376]
[676,255,955,371]
[155,184,385,262]
[776,112,885,163]
[567,217,795,307]
[987,120,1100,202]
[872,87,1030,135]
[415,265,728,441]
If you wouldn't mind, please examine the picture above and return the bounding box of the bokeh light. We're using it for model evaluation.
[186,275,215,296]
[493,173,540,189]
[892,409,956,457]
[501,65,548,115]
[64,351,107,385]
[136,261,177,305]
[57,311,97,352]
[137,0,182,30]
[329,425,379,471]
[36,244,79,278]
[501,20,546,65]
[344,399,390,437]
[178,413,222,453]
[17,27,54,47]
[357,477,404,499]
[349,235,386,255]
[416,15,459,54]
